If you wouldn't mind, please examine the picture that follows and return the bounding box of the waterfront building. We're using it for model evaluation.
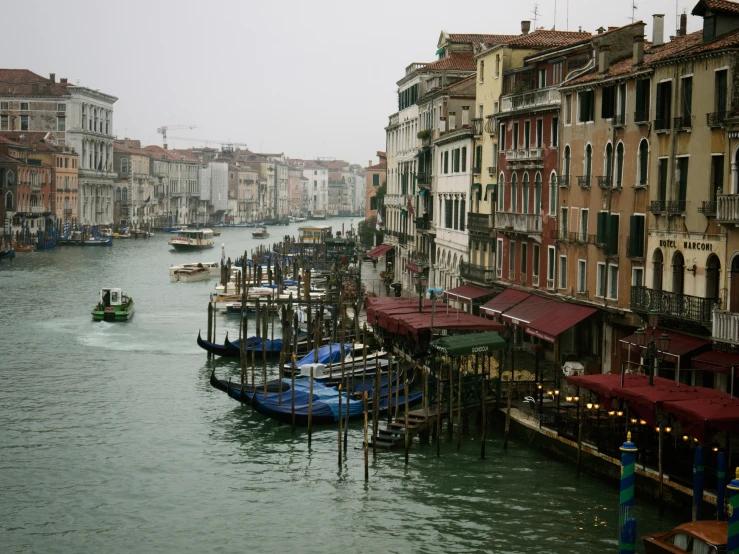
[199,161,228,224]
[365,151,386,220]
[0,69,117,226]
[113,139,156,229]
[163,148,204,225]
[0,138,54,236]
[238,165,259,223]
[299,161,328,216]
[288,166,302,216]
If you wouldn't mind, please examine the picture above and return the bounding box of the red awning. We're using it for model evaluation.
[567,373,667,399]
[367,244,392,260]
[692,351,739,374]
[619,328,709,361]
[525,303,596,344]
[445,285,496,304]
[616,383,728,426]
[501,295,559,326]
[662,398,739,440]
[480,289,531,316]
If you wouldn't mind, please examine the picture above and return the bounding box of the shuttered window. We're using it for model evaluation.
[628,215,645,258]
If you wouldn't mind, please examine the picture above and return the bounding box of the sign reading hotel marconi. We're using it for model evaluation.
[658,239,715,252]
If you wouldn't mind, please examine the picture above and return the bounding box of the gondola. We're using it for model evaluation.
[197,332,284,358]
[197,331,241,357]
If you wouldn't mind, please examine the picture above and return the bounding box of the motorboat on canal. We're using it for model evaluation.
[643,521,727,553]
[92,287,134,321]
[169,261,220,277]
[171,266,211,283]
[251,226,269,239]
[84,236,113,246]
[169,228,215,250]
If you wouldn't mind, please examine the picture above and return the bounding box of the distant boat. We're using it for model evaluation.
[100,228,113,237]
[252,226,269,239]
[169,228,215,250]
[169,261,220,277]
[92,287,134,321]
[172,266,211,282]
[0,247,15,259]
[84,237,112,246]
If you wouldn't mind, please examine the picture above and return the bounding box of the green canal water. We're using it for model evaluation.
[0,217,680,553]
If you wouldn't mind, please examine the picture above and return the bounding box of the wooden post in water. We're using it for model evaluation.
[404,378,410,465]
[457,365,463,451]
[308,365,314,447]
[481,357,487,459]
[291,352,297,433]
[212,299,217,345]
[503,369,513,451]
[576,387,583,475]
[387,350,394,424]
[207,302,213,344]
[447,361,454,440]
[436,365,442,457]
[372,360,379,458]
[658,424,664,504]
[262,300,268,400]
[361,324,367,393]
[338,384,343,466]
[363,391,369,482]
[240,311,247,387]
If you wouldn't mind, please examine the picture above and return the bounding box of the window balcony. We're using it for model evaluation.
[557,175,570,188]
[613,113,626,126]
[495,212,543,235]
[577,175,591,189]
[698,201,717,218]
[559,230,599,245]
[473,163,482,175]
[634,109,650,124]
[717,194,739,224]
[674,116,692,130]
[488,166,496,176]
[713,309,739,346]
[597,176,613,190]
[410,250,428,266]
[654,118,671,132]
[64,208,72,215]
[467,212,494,235]
[484,115,496,135]
[500,87,560,113]
[706,111,733,127]
[472,118,483,136]
[667,200,687,214]
[415,216,431,231]
[417,172,431,186]
[460,262,495,284]
[649,200,666,214]
[630,286,717,326]
[30,206,44,214]
[505,148,543,163]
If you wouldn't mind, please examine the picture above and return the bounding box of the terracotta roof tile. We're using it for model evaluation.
[693,0,739,15]
[441,74,477,96]
[669,28,739,57]
[0,131,67,152]
[423,51,477,71]
[506,29,592,48]
[367,163,387,170]
[0,69,71,97]
[447,33,518,49]
[527,22,645,60]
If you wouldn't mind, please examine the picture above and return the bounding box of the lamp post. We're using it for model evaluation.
[634,310,670,386]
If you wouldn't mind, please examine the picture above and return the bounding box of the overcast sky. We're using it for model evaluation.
[3,0,702,166]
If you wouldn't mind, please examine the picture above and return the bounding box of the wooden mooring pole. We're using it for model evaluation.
[363,391,369,482]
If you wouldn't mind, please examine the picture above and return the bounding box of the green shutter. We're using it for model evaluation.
[606,214,619,255]
[596,212,606,244]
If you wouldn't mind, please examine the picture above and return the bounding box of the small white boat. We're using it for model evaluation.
[100,228,113,238]
[252,226,269,239]
[169,261,220,277]
[172,266,211,282]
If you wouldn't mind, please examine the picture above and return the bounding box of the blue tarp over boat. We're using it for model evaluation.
[295,343,352,367]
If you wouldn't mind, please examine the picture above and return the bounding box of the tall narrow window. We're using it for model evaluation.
[497,174,505,212]
[551,117,558,147]
[524,121,530,148]
[716,69,728,116]
[536,119,543,148]
[564,145,571,185]
[548,173,556,216]
[711,155,724,203]
[578,260,586,293]
[561,207,569,239]
[585,144,593,185]
[658,158,668,201]
[635,79,650,122]
[605,143,613,185]
[681,76,693,122]
[511,173,518,212]
[461,146,467,172]
[534,173,542,216]
[533,245,540,279]
[559,255,567,290]
[656,81,672,130]
[596,263,606,297]
[638,140,649,186]
[459,199,465,231]
[581,209,589,241]
[509,241,516,275]
[677,157,689,206]
[616,143,624,188]
[522,173,530,215]
[564,94,572,124]
[547,246,556,289]
[513,123,519,148]
[453,198,459,229]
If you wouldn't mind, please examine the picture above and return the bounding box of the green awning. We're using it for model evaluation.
[436,47,445,56]
[419,189,426,196]
[471,183,482,192]
[484,184,496,200]
[431,332,507,357]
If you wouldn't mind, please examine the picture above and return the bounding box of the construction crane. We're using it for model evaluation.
[166,136,249,152]
[157,125,196,149]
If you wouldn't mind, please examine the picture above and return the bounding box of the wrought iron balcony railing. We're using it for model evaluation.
[559,230,598,245]
[630,286,717,325]
[698,201,717,217]
[417,172,431,186]
[634,109,650,124]
[484,115,496,135]
[472,118,483,136]
[666,200,687,214]
[557,175,570,188]
[577,175,591,189]
[649,200,666,213]
[674,116,692,130]
[467,212,494,235]
[654,118,671,131]
[460,262,495,284]
[415,216,431,231]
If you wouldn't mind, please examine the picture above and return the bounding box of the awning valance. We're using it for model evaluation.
[480,289,531,316]
[692,351,739,374]
[366,244,393,260]
[445,284,495,303]
[484,184,496,200]
[525,303,596,344]
[619,328,709,361]
[432,331,507,357]
[471,183,482,193]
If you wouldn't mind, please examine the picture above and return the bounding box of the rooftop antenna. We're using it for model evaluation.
[567,0,570,30]
[632,1,638,24]
[553,0,557,29]
[532,3,540,28]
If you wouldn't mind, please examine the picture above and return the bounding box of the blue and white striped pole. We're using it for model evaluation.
[727,468,739,554]
[693,446,704,521]
[718,452,727,521]
[619,432,638,554]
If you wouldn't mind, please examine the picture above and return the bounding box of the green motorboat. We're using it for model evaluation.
[92,288,135,322]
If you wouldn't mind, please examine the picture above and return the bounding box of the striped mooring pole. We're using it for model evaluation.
[619,431,638,554]
[728,468,739,554]
[693,446,704,521]
[718,452,726,521]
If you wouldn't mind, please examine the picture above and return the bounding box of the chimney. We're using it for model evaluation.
[49,73,55,83]
[598,45,611,74]
[368,160,372,167]
[60,78,67,84]
[653,14,665,47]
[679,12,687,36]
[449,111,456,130]
[633,35,645,68]
[521,21,531,35]
[462,106,470,126]
[596,26,606,34]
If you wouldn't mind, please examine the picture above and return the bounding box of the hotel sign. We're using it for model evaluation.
[658,239,715,252]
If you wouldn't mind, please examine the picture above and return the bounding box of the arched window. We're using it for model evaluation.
[5,191,13,211]
[672,251,685,295]
[563,145,571,186]
[522,172,530,215]
[653,249,663,291]
[534,172,542,215]
[585,144,593,186]
[115,187,122,202]
[706,254,721,301]
[638,139,649,186]
[511,173,518,212]
[548,172,556,216]
[605,142,613,184]
[616,142,624,188]
[121,187,128,203]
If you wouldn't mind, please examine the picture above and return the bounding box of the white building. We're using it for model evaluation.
[301,162,328,215]
[200,161,228,223]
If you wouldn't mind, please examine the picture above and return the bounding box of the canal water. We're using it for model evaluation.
[0,217,679,554]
